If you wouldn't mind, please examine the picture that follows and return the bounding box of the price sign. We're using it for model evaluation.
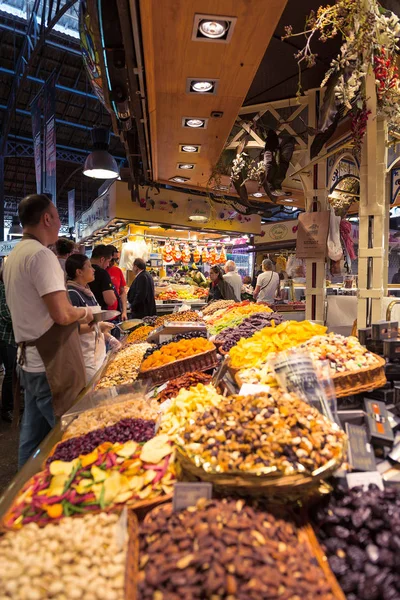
[239,383,270,396]
[346,471,384,491]
[173,482,212,512]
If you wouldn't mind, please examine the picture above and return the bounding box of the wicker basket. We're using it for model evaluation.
[175,446,346,505]
[231,354,386,398]
[125,509,139,600]
[138,347,219,385]
[140,502,345,600]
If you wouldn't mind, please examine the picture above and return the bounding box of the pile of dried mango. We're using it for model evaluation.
[229,320,327,369]
[4,435,175,529]
[140,337,214,370]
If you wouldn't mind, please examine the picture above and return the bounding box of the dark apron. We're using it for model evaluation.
[14,235,86,421]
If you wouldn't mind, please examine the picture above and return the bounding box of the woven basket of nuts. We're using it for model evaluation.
[175,390,347,503]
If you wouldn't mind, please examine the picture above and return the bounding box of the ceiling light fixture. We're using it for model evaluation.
[83,128,119,180]
[187,78,219,95]
[192,14,237,43]
[252,192,265,198]
[283,198,294,202]
[177,163,195,170]
[182,117,208,129]
[169,176,190,183]
[180,144,200,153]
[9,215,23,238]
[148,225,159,229]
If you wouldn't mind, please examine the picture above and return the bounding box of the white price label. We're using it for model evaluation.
[346,471,384,491]
[159,334,173,343]
[173,482,212,512]
[239,383,270,396]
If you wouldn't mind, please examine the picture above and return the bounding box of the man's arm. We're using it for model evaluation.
[253,285,261,299]
[103,289,117,308]
[42,291,93,326]
[120,287,128,320]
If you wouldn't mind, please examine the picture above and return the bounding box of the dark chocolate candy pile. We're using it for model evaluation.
[314,484,400,600]
[215,312,282,352]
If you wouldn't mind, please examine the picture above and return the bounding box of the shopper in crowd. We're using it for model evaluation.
[242,275,254,295]
[4,194,92,467]
[254,258,280,304]
[107,245,128,321]
[0,270,17,423]
[66,254,119,383]
[55,237,76,273]
[208,265,236,302]
[89,244,117,310]
[223,260,242,302]
[128,258,157,318]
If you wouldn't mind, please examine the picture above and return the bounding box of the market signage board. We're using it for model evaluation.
[76,189,112,239]
[254,220,298,245]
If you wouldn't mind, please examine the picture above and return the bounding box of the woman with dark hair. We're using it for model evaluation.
[66,254,117,383]
[207,265,236,303]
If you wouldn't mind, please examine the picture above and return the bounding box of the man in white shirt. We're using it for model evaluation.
[223,260,242,302]
[254,258,280,304]
[4,194,93,467]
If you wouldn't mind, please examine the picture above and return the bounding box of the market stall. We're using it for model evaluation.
[1,294,400,600]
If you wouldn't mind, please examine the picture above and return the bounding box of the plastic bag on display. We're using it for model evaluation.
[120,240,151,270]
[270,349,339,424]
[286,255,306,278]
[327,210,343,261]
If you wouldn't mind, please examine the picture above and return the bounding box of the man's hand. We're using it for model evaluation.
[121,311,128,321]
[100,321,114,333]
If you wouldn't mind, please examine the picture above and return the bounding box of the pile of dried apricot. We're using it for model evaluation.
[140,337,214,370]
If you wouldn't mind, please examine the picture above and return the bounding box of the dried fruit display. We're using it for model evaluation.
[215,311,283,351]
[202,299,236,316]
[63,395,160,440]
[159,383,223,437]
[5,436,176,528]
[96,342,153,389]
[138,499,336,600]
[48,418,155,465]
[229,320,327,369]
[155,310,204,325]
[142,330,208,361]
[157,372,212,403]
[126,325,154,344]
[314,484,400,600]
[140,337,214,370]
[209,303,274,336]
[178,390,346,476]
[0,512,127,599]
[204,301,253,325]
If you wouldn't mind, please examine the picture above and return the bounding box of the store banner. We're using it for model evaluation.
[44,73,57,203]
[68,189,75,229]
[31,96,42,194]
[296,210,330,259]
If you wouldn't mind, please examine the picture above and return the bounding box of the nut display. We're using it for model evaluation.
[0,512,127,600]
[215,311,283,352]
[202,299,236,315]
[301,333,381,373]
[155,311,204,327]
[96,342,153,389]
[126,325,154,344]
[157,372,212,403]
[48,418,155,465]
[63,395,160,440]
[160,383,223,437]
[229,320,327,369]
[314,484,400,600]
[140,337,214,371]
[178,390,346,476]
[5,436,176,528]
[138,499,335,600]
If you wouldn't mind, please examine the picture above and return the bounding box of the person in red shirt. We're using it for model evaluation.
[107,246,128,321]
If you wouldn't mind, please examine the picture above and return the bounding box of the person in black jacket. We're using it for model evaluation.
[128,258,157,318]
[207,265,236,303]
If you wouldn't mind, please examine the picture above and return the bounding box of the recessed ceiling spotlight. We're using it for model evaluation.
[192,14,237,43]
[148,225,159,229]
[182,117,208,129]
[169,176,190,183]
[252,192,265,198]
[177,163,195,170]
[187,78,219,95]
[180,144,200,153]
[283,198,294,202]
[215,185,229,191]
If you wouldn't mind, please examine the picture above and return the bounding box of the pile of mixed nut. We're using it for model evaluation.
[96,342,153,389]
[177,390,346,475]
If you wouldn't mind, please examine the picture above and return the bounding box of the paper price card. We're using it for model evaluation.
[346,471,384,491]
[173,482,212,512]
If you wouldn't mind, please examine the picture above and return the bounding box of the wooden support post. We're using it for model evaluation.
[357,70,389,327]
[302,91,327,324]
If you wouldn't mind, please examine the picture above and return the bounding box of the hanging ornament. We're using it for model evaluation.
[182,243,191,263]
[209,246,217,265]
[172,243,182,263]
[219,246,227,264]
[201,246,209,263]
[163,241,173,263]
[193,245,200,263]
